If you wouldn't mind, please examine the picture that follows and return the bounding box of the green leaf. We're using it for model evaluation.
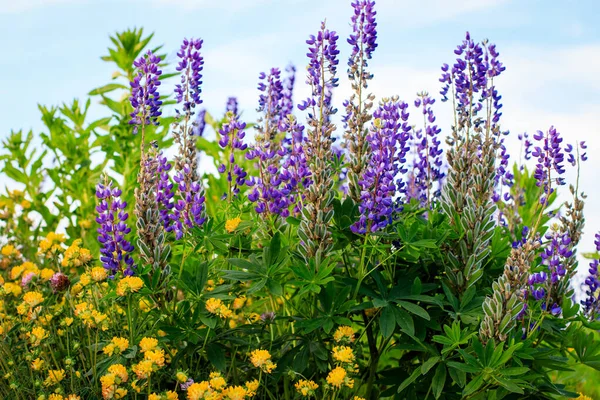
[494,376,524,394]
[501,367,529,376]
[88,83,127,95]
[421,357,440,375]
[463,374,484,397]
[397,300,430,320]
[380,306,396,339]
[393,307,415,336]
[432,364,447,399]
[398,368,421,393]
[228,258,260,271]
[206,344,226,372]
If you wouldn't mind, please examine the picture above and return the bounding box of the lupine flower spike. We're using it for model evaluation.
[129,50,163,151]
[247,68,291,217]
[218,112,248,202]
[129,51,172,273]
[297,21,340,266]
[171,38,207,239]
[343,0,377,202]
[408,92,444,207]
[95,177,136,276]
[352,97,410,234]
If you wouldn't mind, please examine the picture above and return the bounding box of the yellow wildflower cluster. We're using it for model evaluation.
[325,339,358,392]
[116,276,144,296]
[3,281,23,297]
[326,366,354,389]
[103,337,130,356]
[132,337,167,380]
[295,379,319,397]
[27,326,48,346]
[38,232,66,257]
[23,291,44,307]
[74,302,110,330]
[332,346,355,364]
[249,349,277,373]
[44,369,66,387]
[149,391,179,400]
[225,217,242,233]
[205,278,224,292]
[9,261,39,281]
[333,325,355,343]
[205,298,232,319]
[62,239,93,268]
[139,337,159,352]
[31,357,45,371]
[1,244,21,258]
[186,373,258,400]
[90,266,108,282]
[43,395,81,400]
[100,363,129,399]
[40,268,55,281]
[577,394,593,400]
[232,295,247,310]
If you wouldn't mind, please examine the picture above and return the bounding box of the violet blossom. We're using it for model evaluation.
[129,50,163,134]
[352,98,410,234]
[95,180,136,276]
[218,112,248,200]
[407,92,443,207]
[171,37,207,238]
[582,232,600,319]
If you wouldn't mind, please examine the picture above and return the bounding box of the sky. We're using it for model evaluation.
[0,0,599,284]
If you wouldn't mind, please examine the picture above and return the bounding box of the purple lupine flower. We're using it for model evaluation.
[512,226,530,249]
[171,37,207,238]
[348,0,377,62]
[531,126,568,204]
[407,92,444,207]
[439,32,505,133]
[518,132,533,163]
[129,51,163,134]
[492,136,514,208]
[352,98,411,234]
[582,232,600,319]
[298,22,340,113]
[247,68,288,216]
[516,303,528,320]
[95,180,135,276]
[280,65,296,121]
[278,115,311,215]
[343,0,378,140]
[580,141,588,161]
[527,231,573,314]
[175,38,203,112]
[171,165,207,240]
[297,21,340,261]
[226,97,239,116]
[218,112,248,200]
[192,109,207,136]
[155,151,175,229]
[257,68,284,136]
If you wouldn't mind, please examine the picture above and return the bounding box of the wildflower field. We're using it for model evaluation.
[1,1,600,399]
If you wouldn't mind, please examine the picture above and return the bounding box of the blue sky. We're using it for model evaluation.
[1,0,599,274]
